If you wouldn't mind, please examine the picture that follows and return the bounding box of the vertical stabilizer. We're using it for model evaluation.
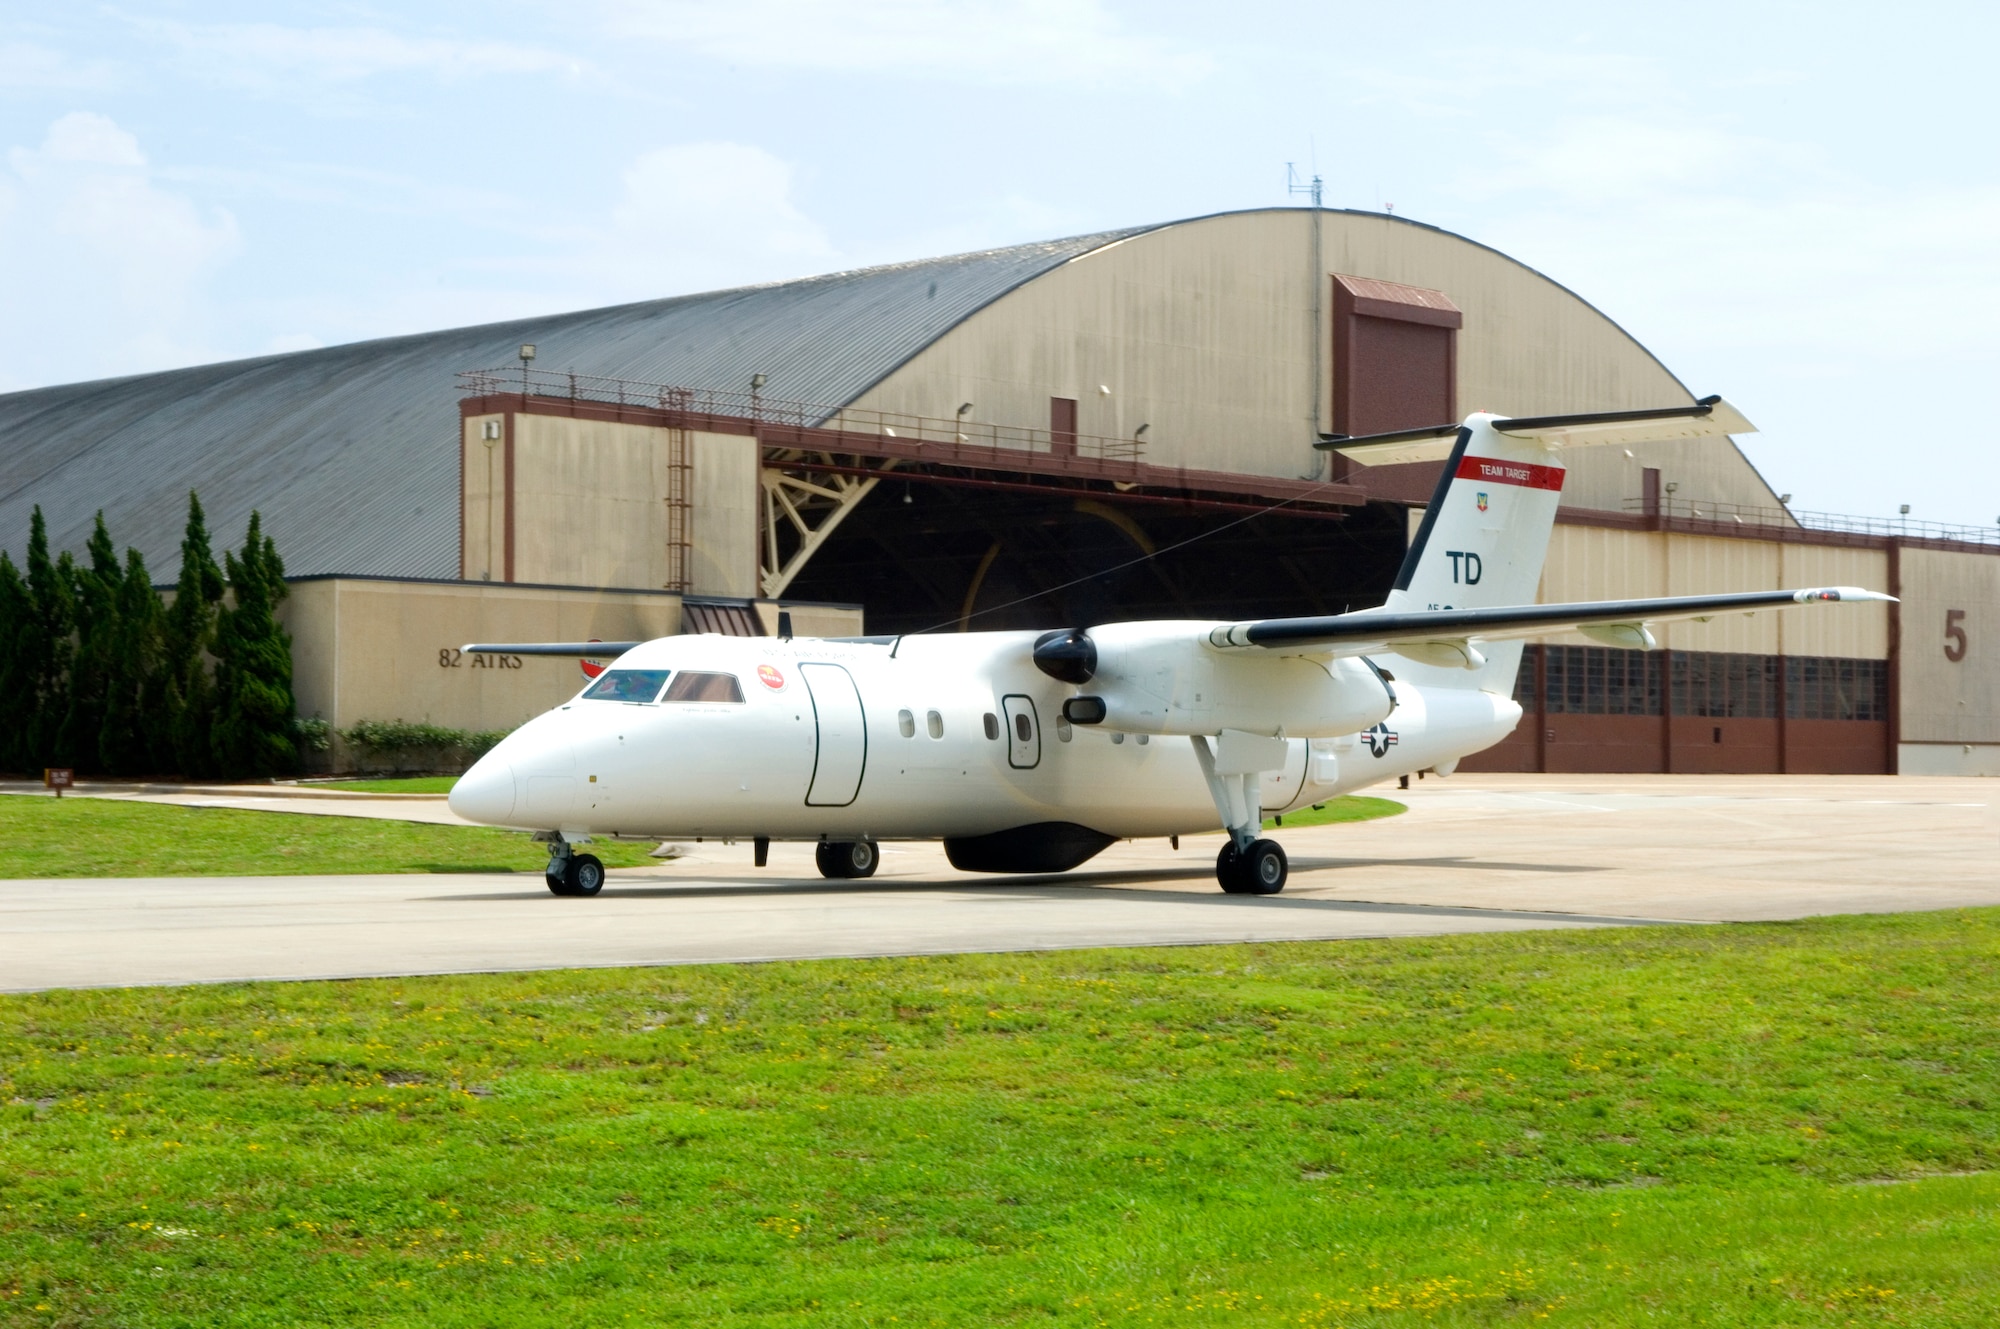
[1377,414,1566,692]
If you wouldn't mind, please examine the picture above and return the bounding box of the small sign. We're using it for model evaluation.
[44,767,74,798]
[757,664,787,691]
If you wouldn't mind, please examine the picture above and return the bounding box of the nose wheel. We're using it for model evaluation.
[815,840,880,879]
[1216,838,1287,895]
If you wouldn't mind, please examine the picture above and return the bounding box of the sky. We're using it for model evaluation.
[2,0,1995,527]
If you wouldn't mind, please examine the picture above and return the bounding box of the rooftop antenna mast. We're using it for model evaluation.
[1286,161,1323,209]
[1288,161,1327,467]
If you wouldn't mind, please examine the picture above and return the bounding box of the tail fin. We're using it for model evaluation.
[1373,416,1562,691]
[1324,396,1756,693]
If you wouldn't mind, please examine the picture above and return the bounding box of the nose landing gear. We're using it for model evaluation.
[815,840,880,879]
[543,838,605,896]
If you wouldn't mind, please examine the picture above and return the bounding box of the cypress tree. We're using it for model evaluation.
[100,547,164,776]
[0,553,30,773]
[56,512,121,770]
[212,512,297,778]
[159,494,224,778]
[22,508,74,770]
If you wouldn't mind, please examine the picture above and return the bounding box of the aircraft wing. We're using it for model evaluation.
[462,642,642,656]
[1207,587,1894,659]
[1318,396,1756,466]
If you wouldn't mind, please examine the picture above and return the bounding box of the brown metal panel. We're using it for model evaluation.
[1669,717,1782,774]
[1545,715,1671,773]
[1641,467,1661,520]
[1784,720,1891,774]
[1050,397,1078,458]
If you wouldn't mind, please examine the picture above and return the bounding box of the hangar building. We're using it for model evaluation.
[1,208,1993,775]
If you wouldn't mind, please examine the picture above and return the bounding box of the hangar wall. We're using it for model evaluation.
[847,210,1784,516]
[460,412,758,596]
[281,577,860,769]
[1897,546,2000,774]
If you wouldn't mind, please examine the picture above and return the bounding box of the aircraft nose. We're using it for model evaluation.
[449,754,517,825]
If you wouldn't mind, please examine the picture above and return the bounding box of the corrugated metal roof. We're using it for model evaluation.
[0,224,1152,581]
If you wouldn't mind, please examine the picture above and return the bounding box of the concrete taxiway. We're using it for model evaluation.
[1,774,1992,992]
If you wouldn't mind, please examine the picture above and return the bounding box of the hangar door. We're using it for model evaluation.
[1329,274,1462,498]
[802,663,867,806]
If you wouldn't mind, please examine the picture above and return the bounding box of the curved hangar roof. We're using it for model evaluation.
[0,209,1694,581]
[0,225,1147,581]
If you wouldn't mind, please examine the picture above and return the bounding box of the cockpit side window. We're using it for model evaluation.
[581,669,672,703]
[662,670,746,704]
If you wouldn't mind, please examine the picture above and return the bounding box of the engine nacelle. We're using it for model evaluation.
[1057,621,1395,739]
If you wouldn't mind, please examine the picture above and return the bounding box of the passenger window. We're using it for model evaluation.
[1014,713,1032,742]
[1112,732,1125,745]
[983,712,1000,741]
[1056,715,1072,742]
[926,710,943,739]
[898,709,915,738]
[1137,733,1149,746]
[661,671,745,703]
[581,669,672,703]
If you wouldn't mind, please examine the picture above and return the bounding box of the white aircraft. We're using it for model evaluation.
[448,399,1890,897]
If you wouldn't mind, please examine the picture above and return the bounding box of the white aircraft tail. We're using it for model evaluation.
[1378,415,1557,691]
[1325,397,1756,694]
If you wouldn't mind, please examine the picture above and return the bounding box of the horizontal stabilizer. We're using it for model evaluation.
[1320,396,1755,467]
[1208,586,1893,657]
[462,642,642,656]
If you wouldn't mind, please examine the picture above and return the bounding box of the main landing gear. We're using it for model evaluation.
[543,837,605,897]
[1216,838,1288,895]
[815,840,880,879]
[1190,734,1290,895]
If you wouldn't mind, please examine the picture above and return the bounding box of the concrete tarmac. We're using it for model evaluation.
[2,774,1992,993]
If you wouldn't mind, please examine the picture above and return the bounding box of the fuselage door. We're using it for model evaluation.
[802,662,867,806]
[1001,694,1041,770]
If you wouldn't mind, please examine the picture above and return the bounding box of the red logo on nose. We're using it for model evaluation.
[757,664,786,690]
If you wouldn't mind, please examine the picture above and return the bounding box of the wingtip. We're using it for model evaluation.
[1794,587,1898,604]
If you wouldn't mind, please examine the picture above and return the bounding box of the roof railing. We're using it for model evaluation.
[1619,495,1999,546]
[457,366,1146,464]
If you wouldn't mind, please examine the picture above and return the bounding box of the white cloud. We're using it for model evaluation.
[0,40,118,91]
[599,0,1209,89]
[551,141,839,297]
[130,19,585,97]
[34,110,145,166]
[0,113,239,383]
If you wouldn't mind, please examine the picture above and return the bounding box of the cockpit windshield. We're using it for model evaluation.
[662,671,745,703]
[580,669,672,703]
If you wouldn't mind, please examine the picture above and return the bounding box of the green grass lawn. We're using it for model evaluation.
[2,911,1995,1326]
[0,796,660,877]
[308,776,461,795]
[1267,794,1405,830]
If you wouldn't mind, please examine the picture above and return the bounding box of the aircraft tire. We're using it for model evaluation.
[816,840,879,879]
[566,853,606,897]
[1241,839,1287,894]
[1216,839,1287,894]
[1215,842,1248,893]
[545,869,572,897]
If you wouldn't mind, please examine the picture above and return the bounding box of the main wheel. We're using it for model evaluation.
[815,840,880,879]
[1215,842,1246,893]
[1240,839,1287,894]
[565,853,606,897]
[545,867,572,897]
[1217,839,1287,894]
